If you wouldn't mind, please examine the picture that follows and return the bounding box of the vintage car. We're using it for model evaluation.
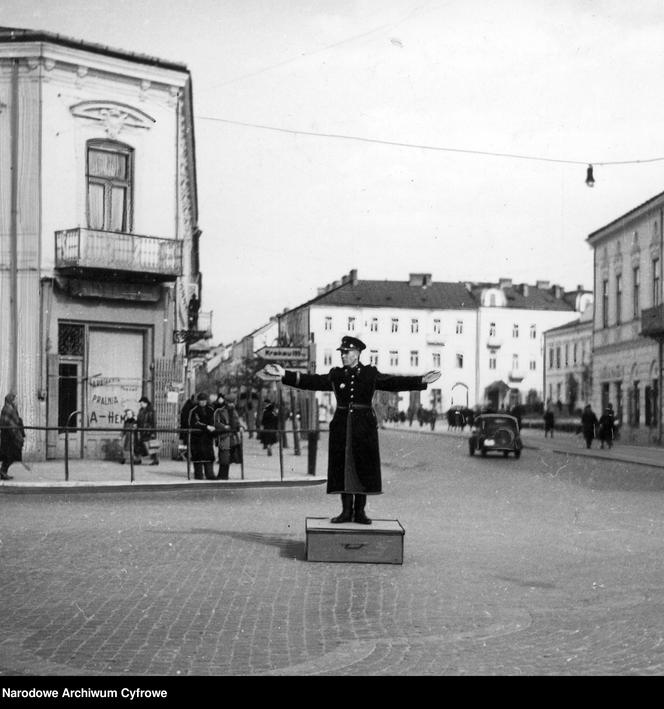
[468,414,523,458]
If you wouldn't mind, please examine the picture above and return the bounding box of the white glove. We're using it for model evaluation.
[262,363,285,379]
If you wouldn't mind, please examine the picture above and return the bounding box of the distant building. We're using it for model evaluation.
[542,302,593,414]
[271,271,588,416]
[468,279,592,411]
[0,27,206,460]
[588,188,664,443]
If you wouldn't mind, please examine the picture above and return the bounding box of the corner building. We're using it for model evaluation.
[0,28,203,460]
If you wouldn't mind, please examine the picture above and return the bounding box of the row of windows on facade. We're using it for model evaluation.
[324,317,538,338]
[600,257,661,328]
[547,342,588,370]
[322,349,537,371]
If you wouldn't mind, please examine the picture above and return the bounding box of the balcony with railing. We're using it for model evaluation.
[641,304,664,339]
[508,369,526,382]
[486,336,503,349]
[55,228,183,281]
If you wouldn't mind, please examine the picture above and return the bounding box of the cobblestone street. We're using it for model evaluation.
[2,428,664,676]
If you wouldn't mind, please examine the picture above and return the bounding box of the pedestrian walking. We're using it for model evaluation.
[213,392,241,480]
[136,396,159,465]
[261,336,440,525]
[429,405,437,431]
[0,392,25,480]
[188,392,217,480]
[259,402,279,456]
[544,407,555,438]
[598,407,615,449]
[580,403,598,449]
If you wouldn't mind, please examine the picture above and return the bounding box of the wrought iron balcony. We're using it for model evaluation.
[486,336,503,349]
[508,369,526,382]
[55,228,183,280]
[641,304,664,339]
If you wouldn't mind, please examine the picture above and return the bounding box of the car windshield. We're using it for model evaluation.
[481,417,516,434]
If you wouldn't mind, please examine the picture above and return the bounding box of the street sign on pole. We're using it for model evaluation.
[255,346,309,361]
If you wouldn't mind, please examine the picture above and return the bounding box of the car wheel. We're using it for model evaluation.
[480,447,487,457]
[503,451,508,458]
[514,449,521,459]
[469,442,475,456]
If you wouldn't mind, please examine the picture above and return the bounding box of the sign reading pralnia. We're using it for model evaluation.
[2,686,168,699]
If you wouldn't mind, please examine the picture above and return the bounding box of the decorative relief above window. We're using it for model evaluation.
[70,101,156,139]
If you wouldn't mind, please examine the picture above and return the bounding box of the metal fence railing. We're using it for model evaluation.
[1,424,327,483]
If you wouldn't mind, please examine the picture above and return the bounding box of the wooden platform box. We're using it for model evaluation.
[305,517,405,564]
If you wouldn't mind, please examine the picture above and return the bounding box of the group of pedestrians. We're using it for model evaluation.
[580,403,617,449]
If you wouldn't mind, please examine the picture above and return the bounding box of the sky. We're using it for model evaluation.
[5,0,664,344]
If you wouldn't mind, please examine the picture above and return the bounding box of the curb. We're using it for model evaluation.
[0,477,328,495]
[548,448,664,470]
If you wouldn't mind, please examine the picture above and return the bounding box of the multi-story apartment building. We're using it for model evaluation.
[588,189,664,444]
[273,271,589,416]
[278,271,478,416]
[468,279,591,411]
[0,27,206,460]
[542,303,593,412]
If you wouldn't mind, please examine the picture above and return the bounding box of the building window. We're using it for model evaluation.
[512,323,519,338]
[573,343,578,365]
[391,318,399,333]
[456,320,463,335]
[347,316,356,331]
[411,318,419,334]
[432,352,441,368]
[433,319,441,334]
[390,350,399,367]
[556,347,561,369]
[512,354,519,369]
[58,323,85,356]
[489,356,497,369]
[529,360,537,371]
[530,325,536,339]
[87,140,133,232]
[548,348,554,370]
[410,350,419,367]
[633,266,640,319]
[489,322,496,337]
[369,350,379,366]
[324,316,332,331]
[324,350,332,366]
[456,353,464,368]
[616,273,622,325]
[370,317,378,332]
[564,344,569,368]
[602,279,609,328]
[653,258,661,306]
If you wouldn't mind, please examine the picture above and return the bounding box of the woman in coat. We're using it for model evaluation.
[0,393,25,480]
[213,393,241,480]
[136,396,159,465]
[259,402,279,456]
[580,404,598,449]
[188,392,217,480]
[263,336,440,525]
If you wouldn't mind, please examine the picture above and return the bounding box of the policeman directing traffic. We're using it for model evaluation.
[262,336,441,525]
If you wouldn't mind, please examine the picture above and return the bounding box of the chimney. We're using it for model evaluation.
[520,283,529,297]
[499,278,512,289]
[341,275,349,284]
[577,284,584,292]
[551,284,563,299]
[349,269,358,285]
[536,280,550,290]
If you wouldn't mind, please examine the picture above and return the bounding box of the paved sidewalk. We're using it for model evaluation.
[0,434,328,493]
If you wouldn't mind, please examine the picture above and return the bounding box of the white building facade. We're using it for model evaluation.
[0,27,205,459]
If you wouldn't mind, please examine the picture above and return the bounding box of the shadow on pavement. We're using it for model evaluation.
[145,527,306,560]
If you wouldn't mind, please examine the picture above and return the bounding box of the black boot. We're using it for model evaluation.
[331,493,353,523]
[353,494,371,525]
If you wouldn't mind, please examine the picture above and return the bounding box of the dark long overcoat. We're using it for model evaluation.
[282,364,426,494]
[188,404,216,462]
[0,398,25,466]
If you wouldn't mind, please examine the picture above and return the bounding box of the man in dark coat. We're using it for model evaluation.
[262,336,440,525]
[213,392,241,480]
[580,403,598,449]
[188,392,217,480]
